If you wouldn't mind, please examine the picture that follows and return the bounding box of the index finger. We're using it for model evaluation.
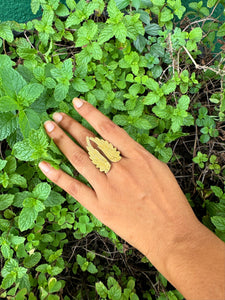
[72,98,137,156]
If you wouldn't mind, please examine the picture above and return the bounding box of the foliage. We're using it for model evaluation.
[0,0,225,299]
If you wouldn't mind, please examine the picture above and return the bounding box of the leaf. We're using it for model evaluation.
[29,128,48,152]
[87,262,98,274]
[133,35,147,53]
[72,78,89,92]
[18,207,38,231]
[177,95,190,111]
[0,112,18,141]
[44,191,66,207]
[1,273,16,289]
[48,277,62,293]
[211,216,225,231]
[96,281,108,298]
[13,139,35,161]
[0,23,14,42]
[218,23,225,37]
[31,0,41,14]
[18,109,41,138]
[8,173,27,188]
[145,23,161,36]
[207,0,217,7]
[33,182,51,201]
[189,27,202,42]
[0,96,20,112]
[54,83,69,102]
[0,194,14,210]
[17,83,44,106]
[0,68,27,99]
[23,252,41,268]
[0,159,7,171]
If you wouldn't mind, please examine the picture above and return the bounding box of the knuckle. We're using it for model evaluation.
[71,150,87,167]
[50,169,64,183]
[98,120,117,135]
[66,180,79,198]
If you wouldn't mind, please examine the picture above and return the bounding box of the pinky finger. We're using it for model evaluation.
[39,161,98,213]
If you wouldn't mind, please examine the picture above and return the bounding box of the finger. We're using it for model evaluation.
[72,98,137,157]
[38,161,98,214]
[44,120,106,188]
[52,112,96,149]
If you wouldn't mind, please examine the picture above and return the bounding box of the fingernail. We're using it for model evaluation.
[53,112,63,123]
[73,98,83,108]
[39,161,50,173]
[44,121,55,132]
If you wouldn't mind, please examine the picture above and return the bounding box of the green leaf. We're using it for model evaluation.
[207,0,217,7]
[177,95,190,111]
[48,277,62,293]
[0,96,20,112]
[0,159,7,171]
[0,194,14,210]
[96,281,108,298]
[1,272,17,289]
[0,23,14,42]
[189,27,202,42]
[54,83,69,102]
[43,191,66,207]
[218,23,225,37]
[0,112,18,141]
[17,83,44,106]
[72,78,89,92]
[87,262,98,274]
[33,183,51,201]
[108,284,122,300]
[0,68,27,99]
[8,173,27,188]
[19,109,41,138]
[145,23,161,36]
[211,216,225,231]
[23,252,41,268]
[18,207,38,231]
[31,0,41,14]
[13,139,35,161]
[29,128,48,152]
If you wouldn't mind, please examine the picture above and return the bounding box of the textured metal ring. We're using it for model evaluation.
[86,137,121,173]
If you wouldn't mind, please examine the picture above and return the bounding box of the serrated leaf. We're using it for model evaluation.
[17,83,44,106]
[48,277,62,293]
[18,207,38,231]
[211,216,225,231]
[1,273,16,289]
[13,139,35,161]
[0,96,20,112]
[44,191,66,207]
[0,68,27,99]
[54,83,69,102]
[218,23,225,37]
[145,23,161,36]
[96,281,108,298]
[189,27,202,42]
[23,252,41,268]
[0,112,18,141]
[0,159,7,171]
[19,109,41,138]
[31,0,41,14]
[0,23,14,42]
[33,182,51,201]
[8,173,27,188]
[0,194,14,210]
[29,128,48,151]
[72,78,89,92]
[98,25,114,44]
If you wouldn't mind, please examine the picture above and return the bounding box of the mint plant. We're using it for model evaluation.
[0,0,225,298]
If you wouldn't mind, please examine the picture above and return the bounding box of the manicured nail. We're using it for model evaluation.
[53,112,63,123]
[73,98,83,108]
[39,161,50,173]
[44,121,55,132]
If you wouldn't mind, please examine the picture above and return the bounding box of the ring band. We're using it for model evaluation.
[86,137,121,173]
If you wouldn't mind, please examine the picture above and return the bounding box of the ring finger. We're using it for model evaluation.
[44,120,106,188]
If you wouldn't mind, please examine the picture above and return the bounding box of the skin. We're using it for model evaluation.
[39,98,225,300]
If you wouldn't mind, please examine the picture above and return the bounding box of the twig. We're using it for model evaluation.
[182,46,225,76]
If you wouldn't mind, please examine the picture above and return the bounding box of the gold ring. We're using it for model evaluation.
[86,137,121,173]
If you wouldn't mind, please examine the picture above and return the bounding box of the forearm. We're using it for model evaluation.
[161,222,225,300]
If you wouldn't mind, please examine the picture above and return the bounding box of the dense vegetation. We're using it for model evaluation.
[0,0,225,299]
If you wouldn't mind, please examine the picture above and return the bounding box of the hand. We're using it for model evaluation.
[39,98,225,300]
